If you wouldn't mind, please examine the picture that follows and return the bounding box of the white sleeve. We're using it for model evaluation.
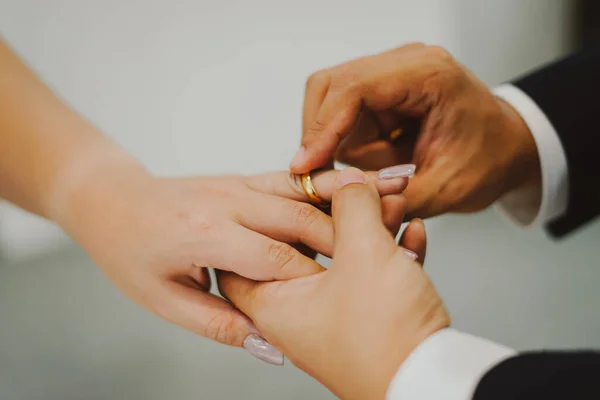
[492,84,569,227]
[386,328,516,400]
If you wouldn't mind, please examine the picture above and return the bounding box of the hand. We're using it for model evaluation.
[51,161,409,350]
[291,43,541,218]
[218,167,449,400]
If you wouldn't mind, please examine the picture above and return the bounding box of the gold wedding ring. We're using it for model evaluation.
[388,128,402,141]
[300,171,329,207]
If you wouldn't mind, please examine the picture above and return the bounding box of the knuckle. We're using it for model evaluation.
[292,202,321,227]
[268,242,297,271]
[439,180,469,205]
[425,45,454,62]
[306,70,329,89]
[192,215,214,232]
[330,64,361,91]
[204,312,237,345]
[286,171,309,198]
[396,42,426,52]
[178,210,214,233]
[421,63,463,99]
[307,117,327,134]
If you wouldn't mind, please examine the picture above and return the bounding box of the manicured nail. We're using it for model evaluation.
[244,334,284,366]
[403,249,418,260]
[377,164,416,180]
[289,146,306,169]
[337,167,367,188]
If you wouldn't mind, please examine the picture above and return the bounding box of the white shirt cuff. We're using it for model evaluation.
[492,84,569,227]
[386,328,515,400]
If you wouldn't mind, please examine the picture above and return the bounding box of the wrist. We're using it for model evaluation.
[326,320,448,400]
[496,97,541,196]
[386,328,516,400]
[47,140,150,234]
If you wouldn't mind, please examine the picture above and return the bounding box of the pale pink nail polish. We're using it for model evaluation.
[289,147,306,169]
[244,334,284,366]
[337,168,367,188]
[403,249,418,260]
[377,164,416,180]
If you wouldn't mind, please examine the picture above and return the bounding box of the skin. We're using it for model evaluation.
[219,167,447,400]
[0,39,412,347]
[291,43,540,218]
[216,43,544,397]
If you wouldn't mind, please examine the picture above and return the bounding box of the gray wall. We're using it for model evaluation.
[2,1,598,399]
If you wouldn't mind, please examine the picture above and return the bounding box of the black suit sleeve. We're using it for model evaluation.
[473,351,600,399]
[511,45,600,237]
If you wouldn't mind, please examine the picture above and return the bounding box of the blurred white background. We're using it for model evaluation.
[1,0,599,399]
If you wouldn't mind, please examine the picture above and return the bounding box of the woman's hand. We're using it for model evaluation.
[291,43,540,218]
[51,160,410,354]
[218,167,449,399]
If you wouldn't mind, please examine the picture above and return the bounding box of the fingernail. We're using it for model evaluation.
[289,147,306,169]
[403,249,418,260]
[244,334,284,366]
[377,164,416,180]
[337,167,367,188]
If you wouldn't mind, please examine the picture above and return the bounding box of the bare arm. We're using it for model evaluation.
[0,38,141,221]
[0,37,411,353]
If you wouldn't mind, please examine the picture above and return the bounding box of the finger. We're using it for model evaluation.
[332,167,395,261]
[156,280,261,348]
[380,194,407,236]
[244,171,408,258]
[374,109,404,135]
[237,193,334,257]
[335,109,403,158]
[245,169,409,204]
[216,271,291,365]
[292,46,448,174]
[336,141,410,171]
[290,90,362,174]
[202,224,323,280]
[303,70,331,136]
[336,109,382,154]
[217,271,263,321]
[174,266,212,292]
[336,116,417,170]
[399,218,427,264]
[217,266,326,319]
[403,173,448,219]
[377,114,421,142]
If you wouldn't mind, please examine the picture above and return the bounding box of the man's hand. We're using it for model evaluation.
[291,43,541,218]
[219,167,448,400]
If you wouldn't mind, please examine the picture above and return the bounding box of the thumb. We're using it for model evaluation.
[290,93,362,174]
[332,167,395,259]
[403,172,449,219]
[216,271,287,366]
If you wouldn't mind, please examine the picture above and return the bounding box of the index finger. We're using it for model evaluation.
[245,169,409,204]
[217,271,262,320]
[290,89,362,174]
[291,45,446,175]
[302,70,331,137]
